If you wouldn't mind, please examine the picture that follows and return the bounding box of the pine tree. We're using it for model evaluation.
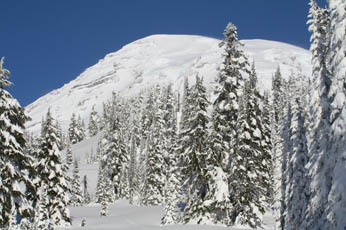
[213,22,249,153]
[325,0,346,228]
[82,175,91,204]
[78,115,86,141]
[204,126,231,225]
[305,1,332,229]
[212,22,251,225]
[180,76,190,131]
[262,92,273,204]
[0,57,36,228]
[100,199,108,217]
[103,115,128,200]
[68,113,85,144]
[270,66,286,228]
[96,164,115,204]
[128,134,139,204]
[180,76,211,224]
[65,144,73,167]
[161,85,181,225]
[33,185,50,230]
[70,160,83,206]
[88,105,99,137]
[144,85,166,206]
[284,96,309,230]
[230,79,268,228]
[36,109,71,228]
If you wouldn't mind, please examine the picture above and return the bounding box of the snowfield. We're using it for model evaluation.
[25,34,311,135]
[66,200,276,230]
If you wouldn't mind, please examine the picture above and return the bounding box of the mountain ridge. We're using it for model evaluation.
[25,34,312,134]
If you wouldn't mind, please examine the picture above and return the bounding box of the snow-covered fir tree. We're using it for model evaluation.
[212,22,252,225]
[324,0,346,228]
[230,65,271,228]
[77,115,86,141]
[82,175,91,204]
[261,92,273,204]
[70,159,83,206]
[305,1,332,229]
[0,57,36,228]
[204,125,231,225]
[68,113,85,144]
[161,85,181,225]
[270,66,286,228]
[33,185,50,230]
[179,76,211,224]
[65,144,73,168]
[88,105,99,137]
[143,85,166,206]
[96,164,115,204]
[36,109,71,228]
[102,111,128,199]
[283,95,308,230]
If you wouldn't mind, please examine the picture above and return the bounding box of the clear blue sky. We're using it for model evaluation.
[1,0,327,106]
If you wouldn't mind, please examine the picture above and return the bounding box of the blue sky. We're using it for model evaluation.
[1,0,327,106]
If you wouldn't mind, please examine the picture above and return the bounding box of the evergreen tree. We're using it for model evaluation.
[103,115,128,199]
[82,175,91,204]
[128,134,139,204]
[0,57,36,228]
[100,199,108,217]
[88,105,99,137]
[36,109,71,228]
[68,113,85,144]
[212,22,251,225]
[70,160,83,206]
[33,185,50,230]
[68,113,79,144]
[96,164,115,204]
[78,115,86,141]
[284,96,309,230]
[65,144,73,168]
[180,76,211,224]
[180,76,190,131]
[144,85,166,206]
[270,66,286,228]
[262,92,274,204]
[213,22,249,153]
[230,79,268,228]
[325,0,346,228]
[305,1,332,229]
[204,126,231,225]
[161,85,181,224]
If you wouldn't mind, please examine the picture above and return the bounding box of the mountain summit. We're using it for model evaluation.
[26,34,311,134]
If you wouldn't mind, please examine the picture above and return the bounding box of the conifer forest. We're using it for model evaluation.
[0,0,345,229]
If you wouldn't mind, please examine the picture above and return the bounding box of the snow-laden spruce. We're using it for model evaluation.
[325,0,346,228]
[36,109,71,228]
[0,57,36,228]
[179,75,211,224]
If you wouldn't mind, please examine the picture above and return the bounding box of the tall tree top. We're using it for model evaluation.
[0,57,11,89]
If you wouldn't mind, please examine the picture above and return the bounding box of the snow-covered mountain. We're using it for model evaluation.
[25,34,312,134]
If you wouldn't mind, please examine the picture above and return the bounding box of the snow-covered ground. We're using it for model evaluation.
[66,200,275,230]
[26,34,311,135]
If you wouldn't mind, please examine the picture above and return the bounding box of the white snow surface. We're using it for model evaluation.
[25,34,311,134]
[66,200,275,230]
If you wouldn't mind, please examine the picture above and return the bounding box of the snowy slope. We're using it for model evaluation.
[67,200,275,229]
[25,34,311,134]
